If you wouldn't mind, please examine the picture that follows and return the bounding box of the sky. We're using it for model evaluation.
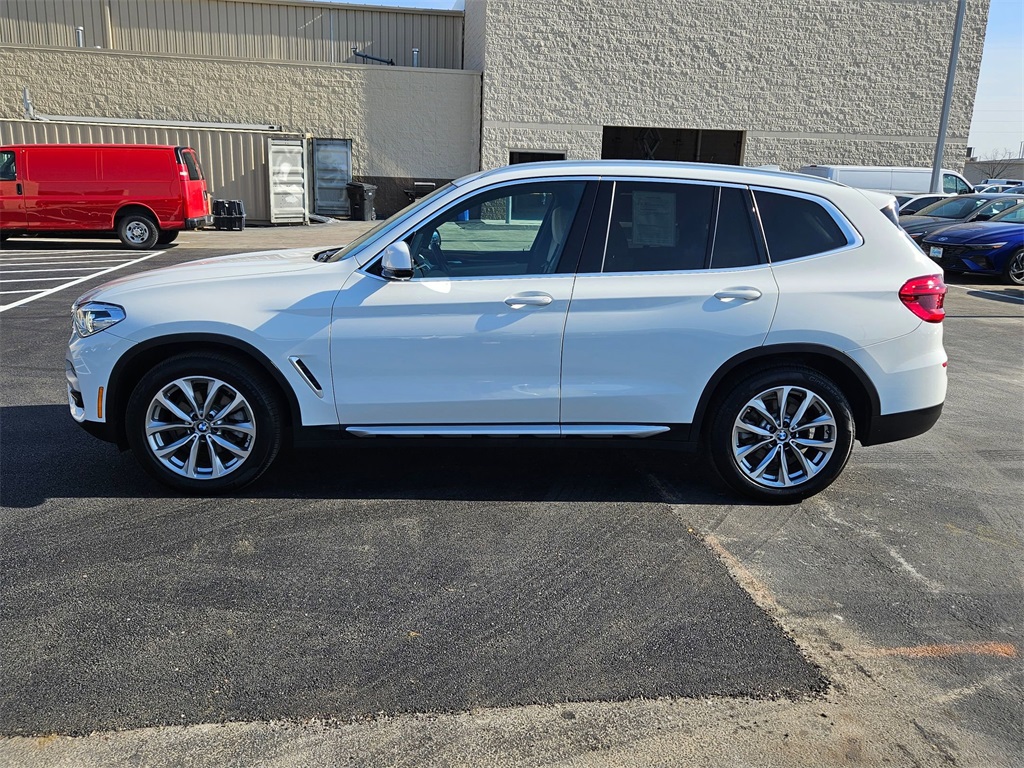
[320,0,1021,159]
[968,0,1023,159]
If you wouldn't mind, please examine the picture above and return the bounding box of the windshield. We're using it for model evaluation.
[914,196,990,219]
[318,183,454,263]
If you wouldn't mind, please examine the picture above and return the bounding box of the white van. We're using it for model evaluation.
[797,165,974,195]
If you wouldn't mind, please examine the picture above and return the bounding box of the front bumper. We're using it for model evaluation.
[66,330,136,444]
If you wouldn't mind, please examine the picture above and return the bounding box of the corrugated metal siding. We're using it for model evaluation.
[0,119,306,224]
[0,0,464,69]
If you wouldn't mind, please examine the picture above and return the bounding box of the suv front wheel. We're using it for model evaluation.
[707,366,855,503]
[125,353,283,493]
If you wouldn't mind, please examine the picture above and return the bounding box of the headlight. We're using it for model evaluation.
[972,242,1008,250]
[73,302,126,337]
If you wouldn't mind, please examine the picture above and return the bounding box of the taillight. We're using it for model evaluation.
[899,275,946,323]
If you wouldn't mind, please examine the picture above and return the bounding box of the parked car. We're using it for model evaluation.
[797,164,974,195]
[0,143,212,248]
[976,184,1019,194]
[899,194,1024,244]
[1002,185,1024,195]
[922,203,1024,285]
[66,161,947,502]
[897,193,952,215]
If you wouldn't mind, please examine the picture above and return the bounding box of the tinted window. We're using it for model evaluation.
[993,205,1024,224]
[970,198,1022,221]
[901,195,942,214]
[710,187,760,268]
[181,150,203,181]
[914,196,988,219]
[754,191,851,262]
[603,181,714,272]
[943,174,971,194]
[403,180,586,278]
[0,151,14,181]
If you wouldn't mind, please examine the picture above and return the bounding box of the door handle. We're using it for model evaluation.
[714,288,762,302]
[16,183,22,195]
[505,293,553,308]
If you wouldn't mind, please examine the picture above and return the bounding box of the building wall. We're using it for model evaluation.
[0,0,464,69]
[963,158,1024,185]
[467,0,989,171]
[0,45,481,214]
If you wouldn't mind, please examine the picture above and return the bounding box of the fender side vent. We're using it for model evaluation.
[289,356,323,398]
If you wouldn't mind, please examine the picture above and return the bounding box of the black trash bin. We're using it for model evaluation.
[346,182,377,221]
[213,199,246,231]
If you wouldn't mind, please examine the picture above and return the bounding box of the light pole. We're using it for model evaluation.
[930,0,968,193]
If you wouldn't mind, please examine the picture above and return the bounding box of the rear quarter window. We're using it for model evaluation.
[754,190,853,262]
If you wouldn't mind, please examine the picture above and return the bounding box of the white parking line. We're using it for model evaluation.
[1,267,135,274]
[946,283,1024,304]
[0,250,165,313]
[0,260,132,268]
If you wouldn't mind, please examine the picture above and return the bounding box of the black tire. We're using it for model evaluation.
[117,212,160,249]
[706,366,855,503]
[125,353,283,494]
[1003,248,1024,286]
[156,229,180,245]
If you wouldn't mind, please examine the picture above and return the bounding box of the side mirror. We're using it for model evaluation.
[381,241,413,280]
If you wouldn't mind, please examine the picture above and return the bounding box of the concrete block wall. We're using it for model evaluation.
[468,0,989,171]
[0,46,481,214]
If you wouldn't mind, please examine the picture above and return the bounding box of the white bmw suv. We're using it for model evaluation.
[67,161,947,502]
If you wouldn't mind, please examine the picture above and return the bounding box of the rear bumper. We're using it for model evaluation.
[860,402,943,446]
[186,215,213,230]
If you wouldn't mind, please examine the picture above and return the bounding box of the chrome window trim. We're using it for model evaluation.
[356,175,600,276]
[750,185,865,263]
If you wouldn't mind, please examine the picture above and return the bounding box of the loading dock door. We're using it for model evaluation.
[269,138,308,223]
[601,127,743,165]
[312,138,353,217]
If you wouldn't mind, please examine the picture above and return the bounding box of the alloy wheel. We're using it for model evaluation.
[731,385,837,489]
[144,376,256,479]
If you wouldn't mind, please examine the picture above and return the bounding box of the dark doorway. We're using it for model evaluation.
[601,127,743,164]
[509,150,567,164]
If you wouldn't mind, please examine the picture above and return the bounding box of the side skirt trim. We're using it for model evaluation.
[345,424,671,438]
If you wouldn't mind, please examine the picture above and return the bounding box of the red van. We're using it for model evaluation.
[0,144,212,248]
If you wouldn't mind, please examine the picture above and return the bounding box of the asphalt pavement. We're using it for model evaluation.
[0,227,1021,767]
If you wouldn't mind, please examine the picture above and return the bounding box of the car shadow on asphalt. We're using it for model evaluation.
[2,403,823,737]
[0,404,742,508]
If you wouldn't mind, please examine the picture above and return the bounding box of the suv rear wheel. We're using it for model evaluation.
[125,353,283,493]
[707,366,855,502]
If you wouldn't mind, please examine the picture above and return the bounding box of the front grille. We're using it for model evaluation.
[924,243,992,272]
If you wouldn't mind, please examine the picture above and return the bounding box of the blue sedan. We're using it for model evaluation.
[922,203,1024,285]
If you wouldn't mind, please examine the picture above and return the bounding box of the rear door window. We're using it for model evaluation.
[754,190,854,262]
[602,181,714,272]
[181,150,204,181]
[709,186,761,269]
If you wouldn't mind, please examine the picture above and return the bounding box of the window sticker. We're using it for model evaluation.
[631,191,676,247]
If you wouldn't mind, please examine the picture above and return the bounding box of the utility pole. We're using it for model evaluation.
[931,0,968,193]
